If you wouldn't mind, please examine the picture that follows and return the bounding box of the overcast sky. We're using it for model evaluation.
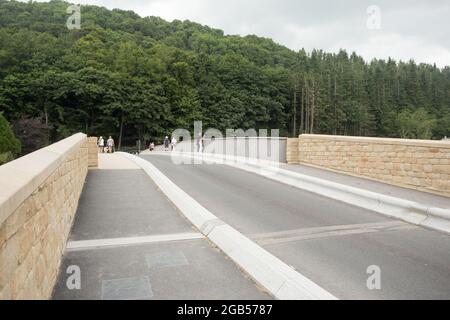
[29,0,450,67]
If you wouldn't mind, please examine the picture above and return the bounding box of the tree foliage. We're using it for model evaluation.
[0,112,20,164]
[0,0,449,153]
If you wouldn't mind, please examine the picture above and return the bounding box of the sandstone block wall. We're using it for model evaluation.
[286,138,299,164]
[288,134,450,196]
[0,133,89,299]
[88,137,98,168]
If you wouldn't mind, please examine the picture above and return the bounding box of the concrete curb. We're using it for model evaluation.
[119,152,337,300]
[147,151,450,235]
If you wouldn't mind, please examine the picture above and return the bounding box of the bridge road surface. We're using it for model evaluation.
[52,154,271,300]
[141,154,450,300]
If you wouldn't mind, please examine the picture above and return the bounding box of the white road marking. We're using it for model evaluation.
[66,232,204,251]
[252,221,417,246]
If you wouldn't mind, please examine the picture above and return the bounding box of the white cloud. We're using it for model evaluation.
[329,33,450,67]
[20,0,450,67]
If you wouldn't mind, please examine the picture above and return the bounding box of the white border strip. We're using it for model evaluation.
[119,152,337,300]
[148,151,450,235]
[66,232,204,251]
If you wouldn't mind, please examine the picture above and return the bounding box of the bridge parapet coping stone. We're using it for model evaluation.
[0,133,96,299]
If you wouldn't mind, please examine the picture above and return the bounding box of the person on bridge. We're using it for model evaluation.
[97,136,105,153]
[171,136,177,151]
[164,136,170,151]
[107,136,115,153]
[196,133,204,153]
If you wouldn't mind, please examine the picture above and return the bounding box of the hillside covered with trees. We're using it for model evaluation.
[0,0,449,153]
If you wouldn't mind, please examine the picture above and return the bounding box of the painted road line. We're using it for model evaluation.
[251,221,417,246]
[120,152,337,300]
[66,232,204,251]
[251,221,409,239]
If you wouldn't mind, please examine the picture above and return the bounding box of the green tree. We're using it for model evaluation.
[0,113,21,164]
[0,0,449,151]
[397,108,436,139]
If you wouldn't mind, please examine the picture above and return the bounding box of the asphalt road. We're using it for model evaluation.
[141,154,450,300]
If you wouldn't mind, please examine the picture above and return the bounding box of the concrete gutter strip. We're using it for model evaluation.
[66,232,204,251]
[0,133,87,226]
[119,152,337,300]
[150,151,450,235]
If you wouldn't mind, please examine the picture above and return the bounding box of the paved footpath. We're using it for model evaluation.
[52,154,271,300]
[141,154,450,300]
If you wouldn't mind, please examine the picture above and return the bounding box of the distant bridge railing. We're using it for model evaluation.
[169,137,287,163]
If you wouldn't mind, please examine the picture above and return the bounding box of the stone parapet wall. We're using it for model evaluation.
[289,134,450,197]
[0,133,89,299]
[88,137,98,168]
[286,138,299,164]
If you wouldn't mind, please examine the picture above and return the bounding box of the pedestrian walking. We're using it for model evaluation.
[107,136,115,153]
[196,133,204,152]
[171,136,177,151]
[149,142,155,152]
[164,136,170,151]
[98,136,105,153]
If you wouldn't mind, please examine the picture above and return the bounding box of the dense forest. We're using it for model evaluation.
[0,0,449,156]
